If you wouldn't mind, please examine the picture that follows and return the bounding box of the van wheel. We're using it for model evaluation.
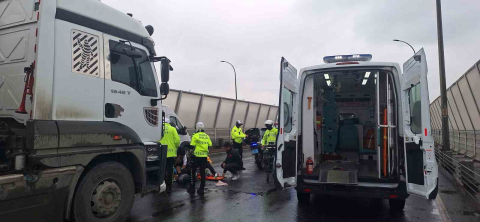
[73,162,135,222]
[389,199,406,212]
[297,192,311,204]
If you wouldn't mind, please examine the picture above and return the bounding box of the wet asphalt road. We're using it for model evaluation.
[126,151,452,222]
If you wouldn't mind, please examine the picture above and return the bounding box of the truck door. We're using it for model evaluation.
[103,34,161,142]
[402,48,438,199]
[274,57,298,189]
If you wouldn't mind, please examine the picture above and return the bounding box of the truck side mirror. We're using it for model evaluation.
[160,82,169,96]
[182,126,188,135]
[161,59,170,82]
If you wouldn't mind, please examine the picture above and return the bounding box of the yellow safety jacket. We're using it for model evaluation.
[160,123,180,158]
[262,128,278,146]
[191,132,212,157]
[231,126,246,144]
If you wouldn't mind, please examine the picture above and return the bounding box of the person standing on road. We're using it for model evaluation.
[231,120,246,170]
[160,117,180,194]
[188,122,212,195]
[221,142,242,180]
[261,120,278,148]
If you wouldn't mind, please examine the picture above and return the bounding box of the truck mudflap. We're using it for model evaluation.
[296,178,409,200]
[0,166,81,222]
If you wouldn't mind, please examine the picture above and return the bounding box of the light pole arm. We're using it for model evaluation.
[221,61,238,101]
[393,39,416,54]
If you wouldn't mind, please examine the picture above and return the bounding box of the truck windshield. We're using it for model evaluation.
[109,40,158,97]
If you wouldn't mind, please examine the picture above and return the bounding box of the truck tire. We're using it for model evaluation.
[73,162,135,222]
[297,192,311,204]
[389,199,406,212]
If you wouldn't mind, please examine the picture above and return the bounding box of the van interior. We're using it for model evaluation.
[304,69,399,184]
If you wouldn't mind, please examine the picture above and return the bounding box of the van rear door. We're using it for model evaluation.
[402,48,438,199]
[274,57,298,189]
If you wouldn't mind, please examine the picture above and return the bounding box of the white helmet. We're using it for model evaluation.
[195,122,205,132]
[164,117,170,124]
[264,120,274,126]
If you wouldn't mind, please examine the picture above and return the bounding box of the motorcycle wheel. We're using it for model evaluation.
[256,155,264,170]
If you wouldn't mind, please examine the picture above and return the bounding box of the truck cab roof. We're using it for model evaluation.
[57,0,151,39]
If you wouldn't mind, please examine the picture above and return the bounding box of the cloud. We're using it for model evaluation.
[101,0,480,104]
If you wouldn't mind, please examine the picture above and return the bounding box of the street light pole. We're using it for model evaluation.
[221,61,238,101]
[393,39,416,54]
[436,0,450,151]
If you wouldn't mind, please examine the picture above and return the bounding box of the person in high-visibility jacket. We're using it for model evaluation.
[160,117,180,194]
[188,122,212,195]
[262,120,278,147]
[231,120,246,169]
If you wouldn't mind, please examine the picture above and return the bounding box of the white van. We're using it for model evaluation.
[163,105,191,147]
[274,51,438,211]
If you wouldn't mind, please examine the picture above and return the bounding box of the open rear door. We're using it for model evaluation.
[402,48,438,199]
[274,57,299,189]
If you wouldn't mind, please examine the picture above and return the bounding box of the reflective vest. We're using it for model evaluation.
[191,132,212,157]
[160,123,180,158]
[231,126,246,144]
[262,128,278,146]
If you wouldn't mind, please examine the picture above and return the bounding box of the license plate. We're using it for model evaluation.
[251,149,258,154]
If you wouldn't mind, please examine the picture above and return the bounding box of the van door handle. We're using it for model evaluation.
[278,144,283,151]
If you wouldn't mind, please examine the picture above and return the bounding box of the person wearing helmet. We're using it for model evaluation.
[188,122,212,195]
[262,120,278,147]
[160,117,180,194]
[231,120,246,169]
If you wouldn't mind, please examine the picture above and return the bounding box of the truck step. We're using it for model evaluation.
[146,166,161,172]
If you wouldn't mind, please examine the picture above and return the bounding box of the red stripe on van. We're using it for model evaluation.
[425,128,427,136]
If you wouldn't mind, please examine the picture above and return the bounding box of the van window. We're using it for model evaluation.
[283,88,293,133]
[109,40,158,97]
[409,83,422,134]
[170,116,183,130]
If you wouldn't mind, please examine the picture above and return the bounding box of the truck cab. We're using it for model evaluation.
[0,0,171,221]
[274,51,438,211]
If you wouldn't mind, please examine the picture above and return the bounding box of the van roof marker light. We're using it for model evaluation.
[323,54,372,63]
[324,74,330,80]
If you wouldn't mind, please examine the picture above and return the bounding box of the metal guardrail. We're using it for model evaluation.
[163,89,279,145]
[435,144,480,204]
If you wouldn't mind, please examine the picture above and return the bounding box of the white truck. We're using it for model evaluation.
[0,0,171,221]
[274,52,438,211]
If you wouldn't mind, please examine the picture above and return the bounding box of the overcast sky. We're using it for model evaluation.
[102,0,480,105]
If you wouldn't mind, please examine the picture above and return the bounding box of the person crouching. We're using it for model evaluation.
[221,142,242,180]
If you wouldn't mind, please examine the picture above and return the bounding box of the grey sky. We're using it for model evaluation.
[102,0,480,105]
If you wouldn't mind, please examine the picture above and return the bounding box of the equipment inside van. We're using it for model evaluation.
[273,52,438,211]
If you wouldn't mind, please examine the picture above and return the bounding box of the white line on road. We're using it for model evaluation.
[436,194,452,222]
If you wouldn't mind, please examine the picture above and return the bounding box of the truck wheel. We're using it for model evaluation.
[297,192,311,204]
[389,199,406,212]
[73,162,135,222]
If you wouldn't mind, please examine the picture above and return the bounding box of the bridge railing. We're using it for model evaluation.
[430,60,480,161]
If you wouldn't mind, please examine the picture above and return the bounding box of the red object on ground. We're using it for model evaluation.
[197,175,225,181]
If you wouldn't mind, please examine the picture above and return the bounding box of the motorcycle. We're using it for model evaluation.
[250,141,263,169]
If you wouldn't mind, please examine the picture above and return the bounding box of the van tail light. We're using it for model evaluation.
[304,189,311,193]
[389,195,398,199]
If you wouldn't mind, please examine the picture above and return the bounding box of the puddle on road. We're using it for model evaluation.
[440,189,457,194]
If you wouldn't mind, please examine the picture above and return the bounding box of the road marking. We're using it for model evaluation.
[436,194,452,222]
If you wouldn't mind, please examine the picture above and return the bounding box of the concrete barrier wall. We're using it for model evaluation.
[163,89,278,145]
